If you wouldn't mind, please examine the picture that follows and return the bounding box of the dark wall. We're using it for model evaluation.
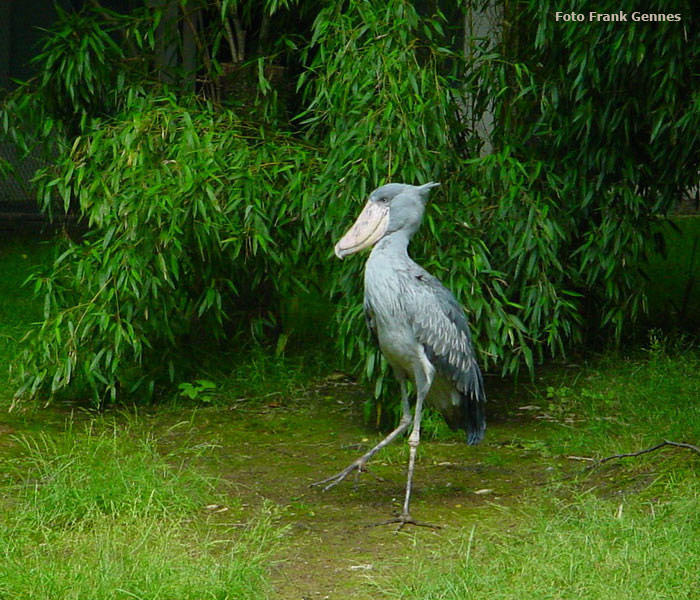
[1,0,136,90]
[0,0,137,207]
[1,0,80,89]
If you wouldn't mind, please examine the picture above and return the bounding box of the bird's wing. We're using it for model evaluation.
[406,267,485,444]
[407,267,485,401]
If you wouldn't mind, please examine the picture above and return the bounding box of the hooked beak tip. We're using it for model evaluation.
[334,199,390,259]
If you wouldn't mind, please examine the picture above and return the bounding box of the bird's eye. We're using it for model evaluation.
[376,196,387,204]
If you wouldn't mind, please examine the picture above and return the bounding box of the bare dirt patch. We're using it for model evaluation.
[147,375,561,600]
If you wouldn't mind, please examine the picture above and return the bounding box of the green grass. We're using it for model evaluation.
[2,233,700,599]
[1,514,280,600]
[6,416,215,527]
[0,415,283,600]
[376,336,700,600]
[383,489,699,600]
[520,341,700,460]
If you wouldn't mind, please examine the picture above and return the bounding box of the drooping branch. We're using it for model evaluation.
[87,0,138,58]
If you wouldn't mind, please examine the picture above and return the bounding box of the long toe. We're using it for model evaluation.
[368,513,442,531]
[310,461,363,490]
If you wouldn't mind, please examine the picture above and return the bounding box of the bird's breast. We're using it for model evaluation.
[364,265,424,375]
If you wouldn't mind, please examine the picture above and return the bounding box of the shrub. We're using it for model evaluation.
[5,0,700,407]
[14,95,317,403]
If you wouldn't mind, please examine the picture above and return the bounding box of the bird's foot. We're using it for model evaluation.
[368,513,442,531]
[310,459,366,491]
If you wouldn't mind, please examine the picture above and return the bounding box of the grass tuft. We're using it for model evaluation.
[0,511,281,600]
[0,416,284,600]
[520,345,700,460]
[385,489,700,600]
[7,417,214,528]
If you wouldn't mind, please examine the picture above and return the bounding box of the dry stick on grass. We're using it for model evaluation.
[595,440,700,466]
[548,440,700,484]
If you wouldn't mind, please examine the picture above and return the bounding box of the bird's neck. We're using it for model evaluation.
[368,231,413,266]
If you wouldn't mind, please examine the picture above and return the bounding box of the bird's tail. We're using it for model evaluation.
[425,349,486,445]
[464,388,486,446]
[462,367,486,446]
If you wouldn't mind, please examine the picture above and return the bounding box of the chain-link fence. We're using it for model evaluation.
[0,0,127,223]
[1,1,46,213]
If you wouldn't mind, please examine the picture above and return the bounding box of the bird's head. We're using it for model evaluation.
[334,182,440,259]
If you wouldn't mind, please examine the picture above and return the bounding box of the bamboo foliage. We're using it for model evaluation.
[299,1,534,386]
[14,96,318,403]
[2,0,699,406]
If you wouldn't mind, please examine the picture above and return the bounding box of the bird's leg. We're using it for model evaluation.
[400,363,430,522]
[311,377,412,491]
[402,422,422,517]
[374,362,441,530]
[370,404,439,530]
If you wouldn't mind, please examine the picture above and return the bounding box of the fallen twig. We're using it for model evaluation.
[596,440,700,465]
[548,440,699,484]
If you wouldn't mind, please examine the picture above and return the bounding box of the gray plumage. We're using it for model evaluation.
[314,181,485,527]
[362,183,486,445]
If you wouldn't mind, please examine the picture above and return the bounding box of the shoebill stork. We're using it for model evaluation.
[313,182,486,527]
